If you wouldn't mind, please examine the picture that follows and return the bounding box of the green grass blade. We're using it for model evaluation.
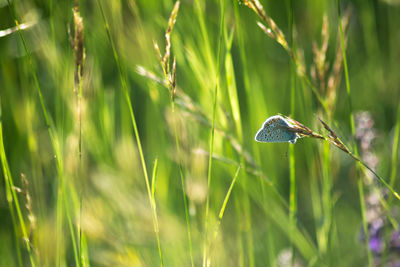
[287,0,297,263]
[219,166,241,220]
[337,1,372,265]
[224,29,242,142]
[7,5,80,266]
[381,103,400,266]
[193,0,216,76]
[208,165,241,259]
[203,0,225,265]
[224,23,254,267]
[96,1,163,265]
[151,158,158,201]
[151,157,163,266]
[172,102,194,267]
[390,104,400,189]
[0,98,36,267]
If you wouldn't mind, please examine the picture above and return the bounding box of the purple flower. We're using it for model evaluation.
[369,236,383,253]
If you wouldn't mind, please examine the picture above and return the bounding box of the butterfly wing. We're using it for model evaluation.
[255,116,275,142]
[255,115,298,143]
[255,128,271,142]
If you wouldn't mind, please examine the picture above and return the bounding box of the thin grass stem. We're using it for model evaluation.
[382,103,400,267]
[234,196,245,267]
[7,5,80,265]
[0,98,36,267]
[337,1,372,265]
[224,20,254,267]
[203,0,225,265]
[218,166,241,220]
[193,0,216,75]
[390,104,400,189]
[96,1,163,265]
[172,102,194,267]
[287,0,297,264]
[151,158,163,266]
[208,166,241,258]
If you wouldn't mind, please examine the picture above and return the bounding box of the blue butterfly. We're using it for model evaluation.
[255,115,299,144]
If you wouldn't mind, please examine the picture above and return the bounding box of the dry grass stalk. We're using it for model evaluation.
[312,14,329,94]
[326,7,351,109]
[72,2,85,92]
[0,21,36,38]
[311,9,351,112]
[241,1,353,115]
[294,40,306,77]
[14,174,36,251]
[136,65,166,87]
[281,115,358,161]
[283,115,325,140]
[71,1,85,160]
[163,1,180,73]
[21,174,36,238]
[154,41,163,64]
[277,114,400,201]
[153,1,180,101]
[318,118,359,161]
[169,57,177,100]
[136,65,207,120]
[242,0,289,52]
[241,0,315,98]
[317,118,400,200]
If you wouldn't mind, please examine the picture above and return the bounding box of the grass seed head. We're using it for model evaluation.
[169,57,177,101]
[73,4,84,82]
[312,13,329,94]
[257,22,274,39]
[153,41,163,67]
[243,0,289,52]
[283,116,325,140]
[326,7,351,110]
[318,118,359,160]
[152,1,181,100]
[163,1,180,75]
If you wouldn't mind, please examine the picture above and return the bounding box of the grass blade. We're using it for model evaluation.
[6,4,80,265]
[151,158,163,266]
[337,1,372,265]
[0,98,36,267]
[287,0,297,264]
[209,165,241,254]
[96,1,163,265]
[203,0,225,265]
[218,166,241,219]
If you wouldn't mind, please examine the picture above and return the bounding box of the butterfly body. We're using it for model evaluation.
[255,115,299,144]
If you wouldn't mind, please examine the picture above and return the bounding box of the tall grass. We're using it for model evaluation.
[0,98,36,267]
[96,0,163,265]
[338,0,371,264]
[6,2,80,266]
[153,2,194,265]
[203,0,226,265]
[287,1,297,265]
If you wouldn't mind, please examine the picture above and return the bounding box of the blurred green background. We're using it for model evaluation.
[1,0,400,266]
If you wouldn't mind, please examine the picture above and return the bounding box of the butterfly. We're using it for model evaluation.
[255,115,299,144]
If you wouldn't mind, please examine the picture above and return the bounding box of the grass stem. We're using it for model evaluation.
[287,0,297,264]
[202,0,225,265]
[7,4,80,266]
[0,98,36,267]
[96,1,163,265]
[337,0,372,265]
[172,102,194,267]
